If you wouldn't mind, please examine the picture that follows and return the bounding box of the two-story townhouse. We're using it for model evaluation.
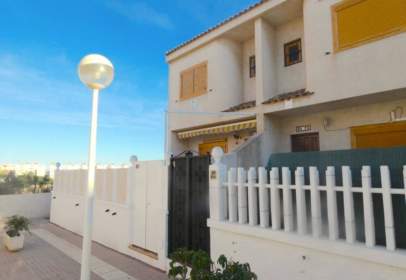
[166,0,406,166]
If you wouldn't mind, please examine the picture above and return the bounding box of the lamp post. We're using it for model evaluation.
[78,54,114,280]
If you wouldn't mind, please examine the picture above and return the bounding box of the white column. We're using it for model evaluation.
[282,167,293,232]
[228,168,238,223]
[342,166,356,243]
[81,89,100,280]
[238,168,248,224]
[270,167,281,230]
[326,167,339,241]
[255,17,277,104]
[248,167,258,226]
[380,166,395,251]
[295,167,306,235]
[361,166,375,248]
[310,167,322,238]
[209,147,227,221]
[258,167,270,228]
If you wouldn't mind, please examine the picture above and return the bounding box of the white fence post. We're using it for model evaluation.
[342,166,356,243]
[282,167,293,232]
[248,168,258,226]
[238,168,248,224]
[295,167,306,235]
[209,148,227,221]
[270,168,281,230]
[258,167,270,228]
[326,167,339,241]
[361,166,375,248]
[228,168,238,223]
[310,167,322,238]
[380,166,396,251]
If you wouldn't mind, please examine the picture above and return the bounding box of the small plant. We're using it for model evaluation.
[5,215,31,237]
[168,248,257,280]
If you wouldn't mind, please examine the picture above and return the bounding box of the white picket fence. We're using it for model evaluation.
[209,150,406,252]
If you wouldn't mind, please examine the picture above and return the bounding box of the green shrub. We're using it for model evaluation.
[168,248,257,280]
[5,215,31,237]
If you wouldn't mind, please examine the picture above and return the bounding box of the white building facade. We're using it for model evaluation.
[166,0,406,166]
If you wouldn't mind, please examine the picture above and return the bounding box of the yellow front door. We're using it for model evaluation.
[199,139,228,156]
[351,121,406,149]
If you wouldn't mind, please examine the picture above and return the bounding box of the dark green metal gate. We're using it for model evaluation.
[168,153,211,255]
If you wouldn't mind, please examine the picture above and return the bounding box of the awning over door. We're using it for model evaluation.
[177,119,256,140]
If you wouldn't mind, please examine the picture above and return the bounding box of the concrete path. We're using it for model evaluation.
[0,221,167,280]
[33,228,135,280]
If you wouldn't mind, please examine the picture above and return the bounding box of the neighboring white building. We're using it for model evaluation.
[0,163,51,177]
[166,0,406,165]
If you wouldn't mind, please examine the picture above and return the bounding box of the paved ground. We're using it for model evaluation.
[0,220,167,280]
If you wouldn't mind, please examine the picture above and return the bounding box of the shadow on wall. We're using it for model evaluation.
[222,134,263,168]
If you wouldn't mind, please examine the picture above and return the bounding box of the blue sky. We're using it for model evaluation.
[0,0,256,164]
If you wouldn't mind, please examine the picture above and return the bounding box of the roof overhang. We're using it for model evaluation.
[166,0,291,63]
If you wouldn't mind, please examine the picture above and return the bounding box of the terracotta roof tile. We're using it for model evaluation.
[262,89,314,104]
[166,0,269,56]
[223,100,256,112]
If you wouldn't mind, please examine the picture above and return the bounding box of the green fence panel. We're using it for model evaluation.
[267,147,406,249]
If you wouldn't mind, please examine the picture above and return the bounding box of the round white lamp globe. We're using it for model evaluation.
[78,54,114,90]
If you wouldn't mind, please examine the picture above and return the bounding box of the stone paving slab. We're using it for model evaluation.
[0,220,167,280]
[40,222,167,280]
[0,231,102,280]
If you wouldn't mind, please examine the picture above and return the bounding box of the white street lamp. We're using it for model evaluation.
[78,54,114,280]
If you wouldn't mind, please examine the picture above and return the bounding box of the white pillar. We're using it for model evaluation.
[380,166,395,251]
[248,167,258,226]
[258,167,270,228]
[270,167,281,230]
[295,167,306,235]
[310,167,322,238]
[282,167,293,232]
[361,166,375,248]
[342,166,356,243]
[209,147,227,221]
[326,167,339,241]
[228,168,238,223]
[81,89,100,280]
[238,168,248,224]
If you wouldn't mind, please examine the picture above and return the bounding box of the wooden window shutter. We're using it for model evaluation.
[180,68,194,100]
[179,61,208,100]
[194,62,208,97]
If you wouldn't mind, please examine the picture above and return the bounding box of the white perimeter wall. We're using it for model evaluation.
[0,193,51,221]
[50,161,168,270]
[211,227,406,280]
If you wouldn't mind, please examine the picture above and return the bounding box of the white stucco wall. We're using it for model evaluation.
[168,38,244,131]
[50,161,168,270]
[303,0,406,104]
[275,17,306,94]
[269,97,406,153]
[242,38,256,102]
[0,193,51,221]
[210,227,406,280]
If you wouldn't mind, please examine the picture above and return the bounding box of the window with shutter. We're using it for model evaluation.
[180,68,194,100]
[179,61,208,100]
[332,0,406,52]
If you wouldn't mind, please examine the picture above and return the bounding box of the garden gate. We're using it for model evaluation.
[168,152,211,255]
